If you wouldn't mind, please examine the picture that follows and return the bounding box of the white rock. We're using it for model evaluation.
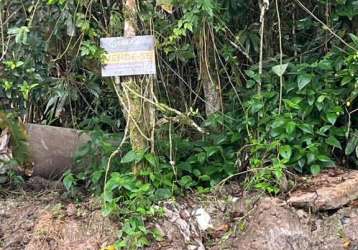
[193,208,212,231]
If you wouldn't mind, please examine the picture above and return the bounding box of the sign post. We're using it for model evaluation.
[100,35,156,77]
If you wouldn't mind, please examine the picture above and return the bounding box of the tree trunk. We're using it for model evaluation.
[118,0,154,174]
[198,21,222,117]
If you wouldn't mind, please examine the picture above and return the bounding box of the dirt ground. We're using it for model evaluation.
[0,189,118,250]
[1,170,358,250]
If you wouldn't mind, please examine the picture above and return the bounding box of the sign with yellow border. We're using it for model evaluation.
[100,35,156,77]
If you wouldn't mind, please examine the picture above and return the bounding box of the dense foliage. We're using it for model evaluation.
[1,0,358,248]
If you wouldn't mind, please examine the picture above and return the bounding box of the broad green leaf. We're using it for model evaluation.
[179,175,193,188]
[284,97,302,110]
[308,96,315,106]
[196,152,207,164]
[204,146,221,158]
[307,153,316,164]
[317,154,331,162]
[138,183,151,192]
[91,170,103,184]
[145,153,159,168]
[121,150,144,164]
[349,33,358,47]
[326,113,338,125]
[199,175,211,181]
[270,127,284,138]
[341,76,352,86]
[63,174,75,191]
[251,102,264,113]
[193,169,201,177]
[345,134,358,155]
[317,95,326,103]
[317,60,332,70]
[8,26,30,45]
[272,63,289,77]
[310,165,321,175]
[298,159,305,169]
[279,145,292,160]
[299,123,314,135]
[326,136,342,149]
[297,74,312,90]
[284,100,300,110]
[318,125,331,136]
[271,118,285,128]
[154,188,172,201]
[286,121,296,134]
[273,159,284,179]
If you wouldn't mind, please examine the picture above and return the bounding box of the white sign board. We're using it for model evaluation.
[100,35,156,77]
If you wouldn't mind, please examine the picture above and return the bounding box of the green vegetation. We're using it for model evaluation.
[1,0,357,248]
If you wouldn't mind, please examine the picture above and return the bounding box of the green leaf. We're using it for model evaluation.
[326,136,342,150]
[317,154,331,162]
[179,175,193,188]
[272,63,289,77]
[318,125,331,136]
[286,121,296,134]
[204,146,221,158]
[310,165,321,175]
[345,134,358,155]
[251,102,264,113]
[121,150,144,164]
[297,74,312,90]
[193,169,201,177]
[121,150,137,164]
[317,95,326,103]
[307,153,316,164]
[279,145,292,160]
[349,33,358,47]
[284,97,302,109]
[299,123,314,135]
[341,76,352,86]
[196,152,207,164]
[8,26,30,45]
[199,175,211,181]
[91,170,103,184]
[326,113,338,125]
[271,118,285,128]
[63,173,75,191]
[273,159,284,179]
[145,153,159,168]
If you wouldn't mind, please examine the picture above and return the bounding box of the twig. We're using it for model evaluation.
[214,168,268,190]
[103,81,130,193]
[122,83,207,134]
[258,0,269,95]
[275,0,283,114]
[294,0,357,51]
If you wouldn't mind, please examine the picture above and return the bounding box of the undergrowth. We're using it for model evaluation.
[0,0,357,249]
[63,42,357,248]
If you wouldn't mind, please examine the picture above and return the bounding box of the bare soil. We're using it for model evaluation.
[1,170,358,250]
[0,189,117,250]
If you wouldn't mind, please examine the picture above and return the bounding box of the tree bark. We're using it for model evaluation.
[118,0,153,174]
[198,21,222,117]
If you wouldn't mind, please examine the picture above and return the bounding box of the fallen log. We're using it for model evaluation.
[288,170,358,211]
